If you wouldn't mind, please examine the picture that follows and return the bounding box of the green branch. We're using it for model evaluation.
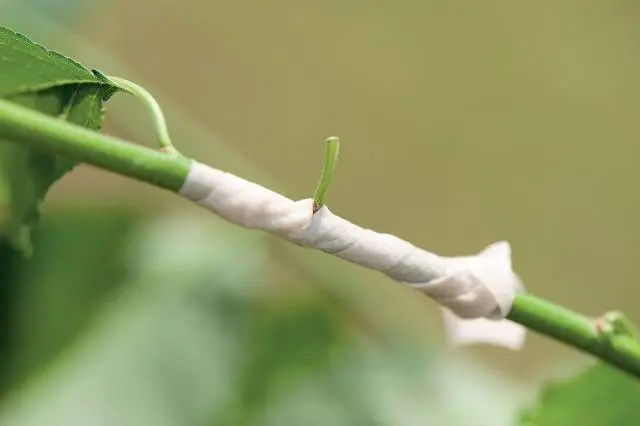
[0,99,190,191]
[1,98,640,378]
[510,294,640,377]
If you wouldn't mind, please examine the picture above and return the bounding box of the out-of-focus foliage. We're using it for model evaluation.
[0,211,527,426]
[0,209,138,389]
[519,363,640,426]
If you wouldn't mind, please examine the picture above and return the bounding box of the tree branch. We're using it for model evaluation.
[1,98,639,378]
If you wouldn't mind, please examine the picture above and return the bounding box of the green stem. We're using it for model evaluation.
[1,98,640,378]
[103,74,178,154]
[0,99,190,191]
[508,294,640,377]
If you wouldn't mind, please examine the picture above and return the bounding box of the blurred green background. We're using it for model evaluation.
[0,0,639,424]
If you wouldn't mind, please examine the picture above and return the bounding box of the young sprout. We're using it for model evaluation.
[312,136,340,212]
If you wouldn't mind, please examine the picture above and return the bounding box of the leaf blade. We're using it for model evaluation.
[520,363,640,426]
[0,26,98,96]
[0,25,117,254]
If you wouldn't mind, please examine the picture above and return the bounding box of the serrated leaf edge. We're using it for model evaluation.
[0,26,96,77]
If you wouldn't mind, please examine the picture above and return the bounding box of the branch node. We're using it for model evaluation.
[594,310,640,346]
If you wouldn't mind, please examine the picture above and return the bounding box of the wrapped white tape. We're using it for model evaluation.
[179,161,526,350]
[179,163,313,232]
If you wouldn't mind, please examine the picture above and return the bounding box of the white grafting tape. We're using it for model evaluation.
[441,309,526,350]
[179,160,526,349]
[180,161,313,232]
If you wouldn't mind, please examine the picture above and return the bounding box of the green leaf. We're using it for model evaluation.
[519,363,640,426]
[0,26,117,255]
[0,27,99,96]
